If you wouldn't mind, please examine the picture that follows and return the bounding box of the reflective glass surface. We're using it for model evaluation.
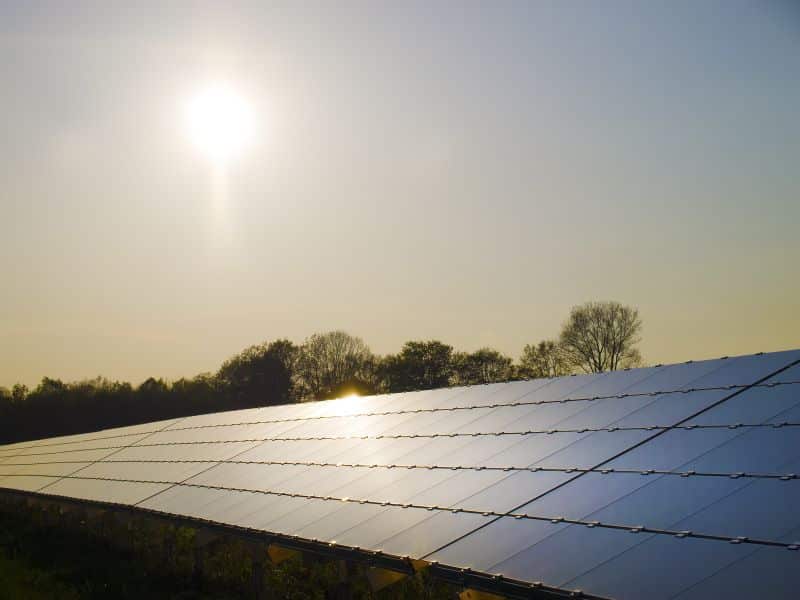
[673,526,800,599]
[560,530,790,600]
[43,477,171,505]
[1,349,799,600]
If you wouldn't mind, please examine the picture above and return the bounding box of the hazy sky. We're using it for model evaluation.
[2,1,799,388]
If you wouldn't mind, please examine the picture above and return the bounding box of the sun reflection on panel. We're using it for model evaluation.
[331,393,369,417]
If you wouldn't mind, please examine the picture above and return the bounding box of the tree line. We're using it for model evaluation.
[0,301,642,444]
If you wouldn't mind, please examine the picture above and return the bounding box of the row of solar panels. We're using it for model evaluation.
[1,349,799,599]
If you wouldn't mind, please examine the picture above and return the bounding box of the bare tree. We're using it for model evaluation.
[559,301,643,373]
[518,340,571,378]
[295,331,376,400]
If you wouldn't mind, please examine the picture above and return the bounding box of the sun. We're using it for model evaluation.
[185,84,255,163]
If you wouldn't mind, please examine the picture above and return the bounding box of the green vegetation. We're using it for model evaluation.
[0,301,642,445]
[0,551,81,600]
[0,496,454,599]
[0,503,219,599]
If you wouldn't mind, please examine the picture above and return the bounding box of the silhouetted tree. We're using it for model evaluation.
[295,331,376,400]
[217,339,299,407]
[137,377,169,395]
[134,377,171,421]
[11,383,28,403]
[170,373,222,415]
[518,340,571,378]
[0,310,648,446]
[559,301,643,373]
[379,340,454,392]
[34,377,67,396]
[451,348,513,386]
[0,388,10,421]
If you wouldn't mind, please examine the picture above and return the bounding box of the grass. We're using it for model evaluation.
[0,499,457,599]
[0,509,224,599]
[0,548,82,600]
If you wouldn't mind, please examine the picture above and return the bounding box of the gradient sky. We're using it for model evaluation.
[2,1,799,388]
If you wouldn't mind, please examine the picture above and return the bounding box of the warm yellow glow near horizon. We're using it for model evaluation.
[330,393,369,419]
[185,84,255,163]
[3,5,800,391]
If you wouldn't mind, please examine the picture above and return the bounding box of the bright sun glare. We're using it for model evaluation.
[186,85,255,163]
[333,393,365,416]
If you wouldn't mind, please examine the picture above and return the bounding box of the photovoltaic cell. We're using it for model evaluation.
[500,525,755,598]
[560,525,800,599]
[672,526,800,599]
[42,477,173,505]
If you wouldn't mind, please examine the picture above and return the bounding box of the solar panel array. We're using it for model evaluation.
[1,349,799,599]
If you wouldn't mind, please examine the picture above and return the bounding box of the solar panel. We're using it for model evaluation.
[1,349,798,599]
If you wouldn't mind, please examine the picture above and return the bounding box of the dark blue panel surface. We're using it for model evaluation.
[672,527,800,599]
[3,349,800,600]
[558,530,767,600]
